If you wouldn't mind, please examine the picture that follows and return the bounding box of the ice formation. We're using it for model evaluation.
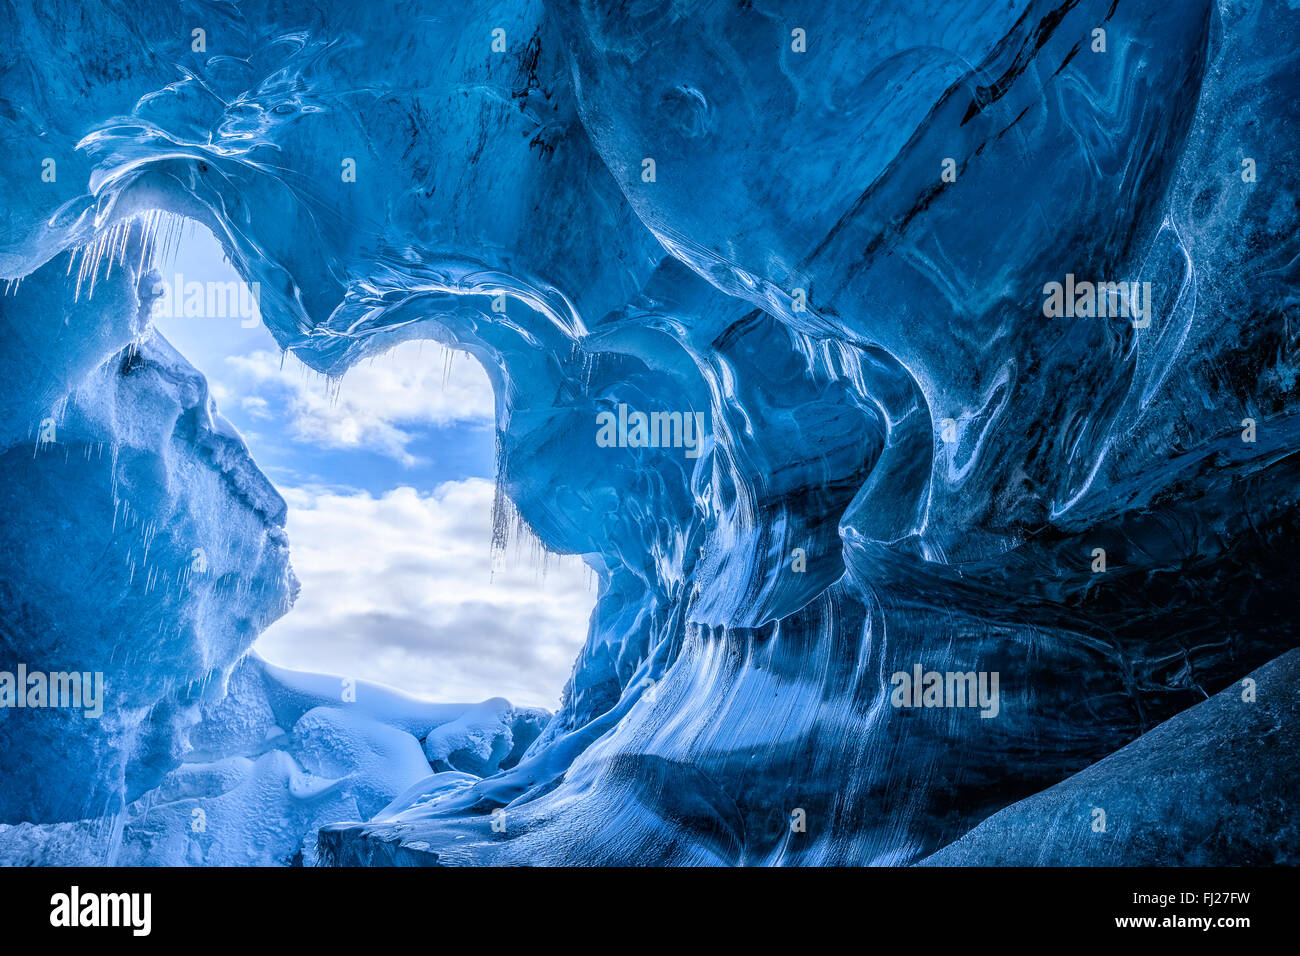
[0,655,544,865]
[0,0,1297,865]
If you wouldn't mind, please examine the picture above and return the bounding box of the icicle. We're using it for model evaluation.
[103,810,126,866]
[442,345,456,389]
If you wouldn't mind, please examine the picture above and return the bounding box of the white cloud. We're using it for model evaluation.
[254,479,595,710]
[241,395,272,420]
[225,342,494,465]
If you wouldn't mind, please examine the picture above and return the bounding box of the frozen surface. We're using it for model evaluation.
[920,649,1300,866]
[0,0,1297,864]
[0,654,545,865]
[0,265,295,822]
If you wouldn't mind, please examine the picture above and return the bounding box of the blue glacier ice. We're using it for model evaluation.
[0,0,1297,865]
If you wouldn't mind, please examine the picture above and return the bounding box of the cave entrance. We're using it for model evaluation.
[148,220,593,709]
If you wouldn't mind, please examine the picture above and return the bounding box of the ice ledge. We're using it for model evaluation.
[919,649,1300,867]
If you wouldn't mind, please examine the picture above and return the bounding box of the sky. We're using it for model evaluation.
[151,221,594,709]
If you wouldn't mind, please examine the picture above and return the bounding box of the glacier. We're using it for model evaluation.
[0,0,1298,866]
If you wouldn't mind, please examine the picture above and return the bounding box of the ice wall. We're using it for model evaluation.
[0,0,1297,864]
[0,233,296,821]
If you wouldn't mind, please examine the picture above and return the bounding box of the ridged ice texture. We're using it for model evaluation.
[0,0,1297,863]
[0,655,549,865]
[0,239,297,822]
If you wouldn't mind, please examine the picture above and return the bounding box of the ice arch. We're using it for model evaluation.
[148,222,594,709]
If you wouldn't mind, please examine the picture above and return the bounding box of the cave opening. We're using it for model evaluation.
[147,219,594,710]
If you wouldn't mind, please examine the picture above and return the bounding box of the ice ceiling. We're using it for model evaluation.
[0,0,1297,865]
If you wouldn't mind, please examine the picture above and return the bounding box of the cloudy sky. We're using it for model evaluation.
[153,222,594,709]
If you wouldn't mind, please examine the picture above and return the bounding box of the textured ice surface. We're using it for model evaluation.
[920,649,1300,866]
[0,0,1298,864]
[0,251,295,822]
[0,654,546,865]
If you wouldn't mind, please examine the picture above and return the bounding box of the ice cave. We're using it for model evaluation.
[0,0,1297,867]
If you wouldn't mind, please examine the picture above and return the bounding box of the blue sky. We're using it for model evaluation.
[151,222,593,709]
